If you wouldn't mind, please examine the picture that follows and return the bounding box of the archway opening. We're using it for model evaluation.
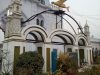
[25,31,45,52]
[78,38,87,66]
[26,31,44,43]
[50,34,75,72]
[52,34,74,45]
[51,34,74,54]
[78,38,86,46]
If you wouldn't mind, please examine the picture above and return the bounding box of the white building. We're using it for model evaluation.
[91,37,100,58]
[0,0,99,74]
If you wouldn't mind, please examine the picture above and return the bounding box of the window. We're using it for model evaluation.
[67,48,72,52]
[36,15,44,27]
[16,6,19,11]
[40,20,44,27]
[36,19,39,25]
[78,39,86,46]
[23,47,25,53]
[41,0,45,4]
[38,0,45,5]
[92,48,94,51]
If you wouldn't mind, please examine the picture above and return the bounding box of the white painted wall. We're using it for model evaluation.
[2,41,25,75]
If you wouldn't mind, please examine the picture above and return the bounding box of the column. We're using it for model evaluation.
[86,47,92,65]
[75,47,80,67]
[84,47,88,64]
[72,46,79,66]
[42,44,52,73]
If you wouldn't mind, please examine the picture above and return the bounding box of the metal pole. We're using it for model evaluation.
[61,14,63,29]
[56,15,57,29]
[64,45,66,53]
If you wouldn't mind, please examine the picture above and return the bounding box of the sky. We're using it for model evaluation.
[50,0,100,38]
[0,0,100,43]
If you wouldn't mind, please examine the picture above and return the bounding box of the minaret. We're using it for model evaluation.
[5,0,22,38]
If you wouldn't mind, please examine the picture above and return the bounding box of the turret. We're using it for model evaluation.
[84,21,91,45]
[84,21,90,36]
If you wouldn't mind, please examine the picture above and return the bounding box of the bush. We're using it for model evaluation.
[15,51,44,75]
[78,66,100,75]
[2,73,10,75]
[94,56,100,64]
[42,72,52,75]
[54,53,78,75]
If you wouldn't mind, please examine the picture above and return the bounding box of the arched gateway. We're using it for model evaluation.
[1,0,92,74]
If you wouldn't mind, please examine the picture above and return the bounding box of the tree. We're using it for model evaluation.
[15,51,44,75]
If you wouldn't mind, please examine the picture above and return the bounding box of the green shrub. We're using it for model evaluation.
[15,51,44,75]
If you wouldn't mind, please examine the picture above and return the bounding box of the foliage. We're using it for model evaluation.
[54,53,78,75]
[15,51,44,75]
[53,70,62,75]
[78,66,100,75]
[94,56,100,64]
[42,72,52,75]
[2,72,10,75]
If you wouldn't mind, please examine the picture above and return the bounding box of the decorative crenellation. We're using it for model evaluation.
[11,0,22,15]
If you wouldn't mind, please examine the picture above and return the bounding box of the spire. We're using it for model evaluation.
[84,20,90,36]
[84,20,89,27]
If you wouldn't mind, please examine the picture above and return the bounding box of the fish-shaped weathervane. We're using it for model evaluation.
[52,0,69,11]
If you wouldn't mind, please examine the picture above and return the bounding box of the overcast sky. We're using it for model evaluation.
[50,0,100,38]
[0,0,100,43]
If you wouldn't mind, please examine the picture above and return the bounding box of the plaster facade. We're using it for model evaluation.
[0,0,96,74]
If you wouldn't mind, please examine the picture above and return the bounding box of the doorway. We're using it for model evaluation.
[79,49,84,66]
